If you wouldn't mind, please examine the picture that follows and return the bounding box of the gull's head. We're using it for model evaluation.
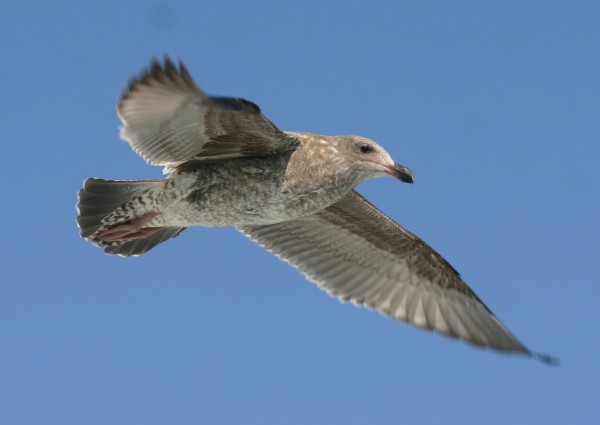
[332,135,414,184]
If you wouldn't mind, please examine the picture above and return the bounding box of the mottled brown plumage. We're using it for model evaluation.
[76,58,556,364]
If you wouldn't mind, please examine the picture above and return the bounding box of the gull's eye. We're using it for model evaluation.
[360,144,373,154]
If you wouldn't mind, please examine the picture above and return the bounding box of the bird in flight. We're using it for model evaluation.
[77,58,555,364]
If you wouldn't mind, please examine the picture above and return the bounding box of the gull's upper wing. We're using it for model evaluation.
[240,190,531,355]
[118,58,299,169]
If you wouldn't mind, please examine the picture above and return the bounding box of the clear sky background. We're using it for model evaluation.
[1,1,599,424]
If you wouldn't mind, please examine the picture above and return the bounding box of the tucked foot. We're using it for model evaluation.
[97,211,161,242]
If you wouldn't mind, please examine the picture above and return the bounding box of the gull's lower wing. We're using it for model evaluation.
[240,190,531,355]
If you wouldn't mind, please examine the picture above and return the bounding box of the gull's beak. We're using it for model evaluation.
[384,163,414,183]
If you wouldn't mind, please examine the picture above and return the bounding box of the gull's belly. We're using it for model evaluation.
[151,157,349,228]
[163,180,338,227]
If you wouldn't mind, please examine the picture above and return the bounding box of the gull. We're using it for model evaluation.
[77,58,556,363]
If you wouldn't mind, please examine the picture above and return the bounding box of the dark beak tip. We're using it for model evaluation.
[387,164,414,184]
[400,173,414,184]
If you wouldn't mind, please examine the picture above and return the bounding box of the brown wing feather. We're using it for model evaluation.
[240,190,531,354]
[320,190,482,302]
[117,57,298,168]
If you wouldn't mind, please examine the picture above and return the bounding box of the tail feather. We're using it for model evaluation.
[77,178,186,256]
[103,226,187,256]
[77,178,163,237]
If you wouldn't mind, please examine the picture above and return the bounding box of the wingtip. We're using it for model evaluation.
[149,56,163,76]
[532,352,560,366]
[117,55,203,118]
[150,55,201,92]
[177,58,201,92]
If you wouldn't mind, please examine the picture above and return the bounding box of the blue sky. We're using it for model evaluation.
[1,1,599,424]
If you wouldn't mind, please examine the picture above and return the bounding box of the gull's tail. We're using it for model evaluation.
[76,178,186,256]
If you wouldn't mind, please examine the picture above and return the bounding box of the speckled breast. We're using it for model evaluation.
[154,154,351,228]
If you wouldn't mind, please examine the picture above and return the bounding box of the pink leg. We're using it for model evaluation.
[98,212,161,242]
